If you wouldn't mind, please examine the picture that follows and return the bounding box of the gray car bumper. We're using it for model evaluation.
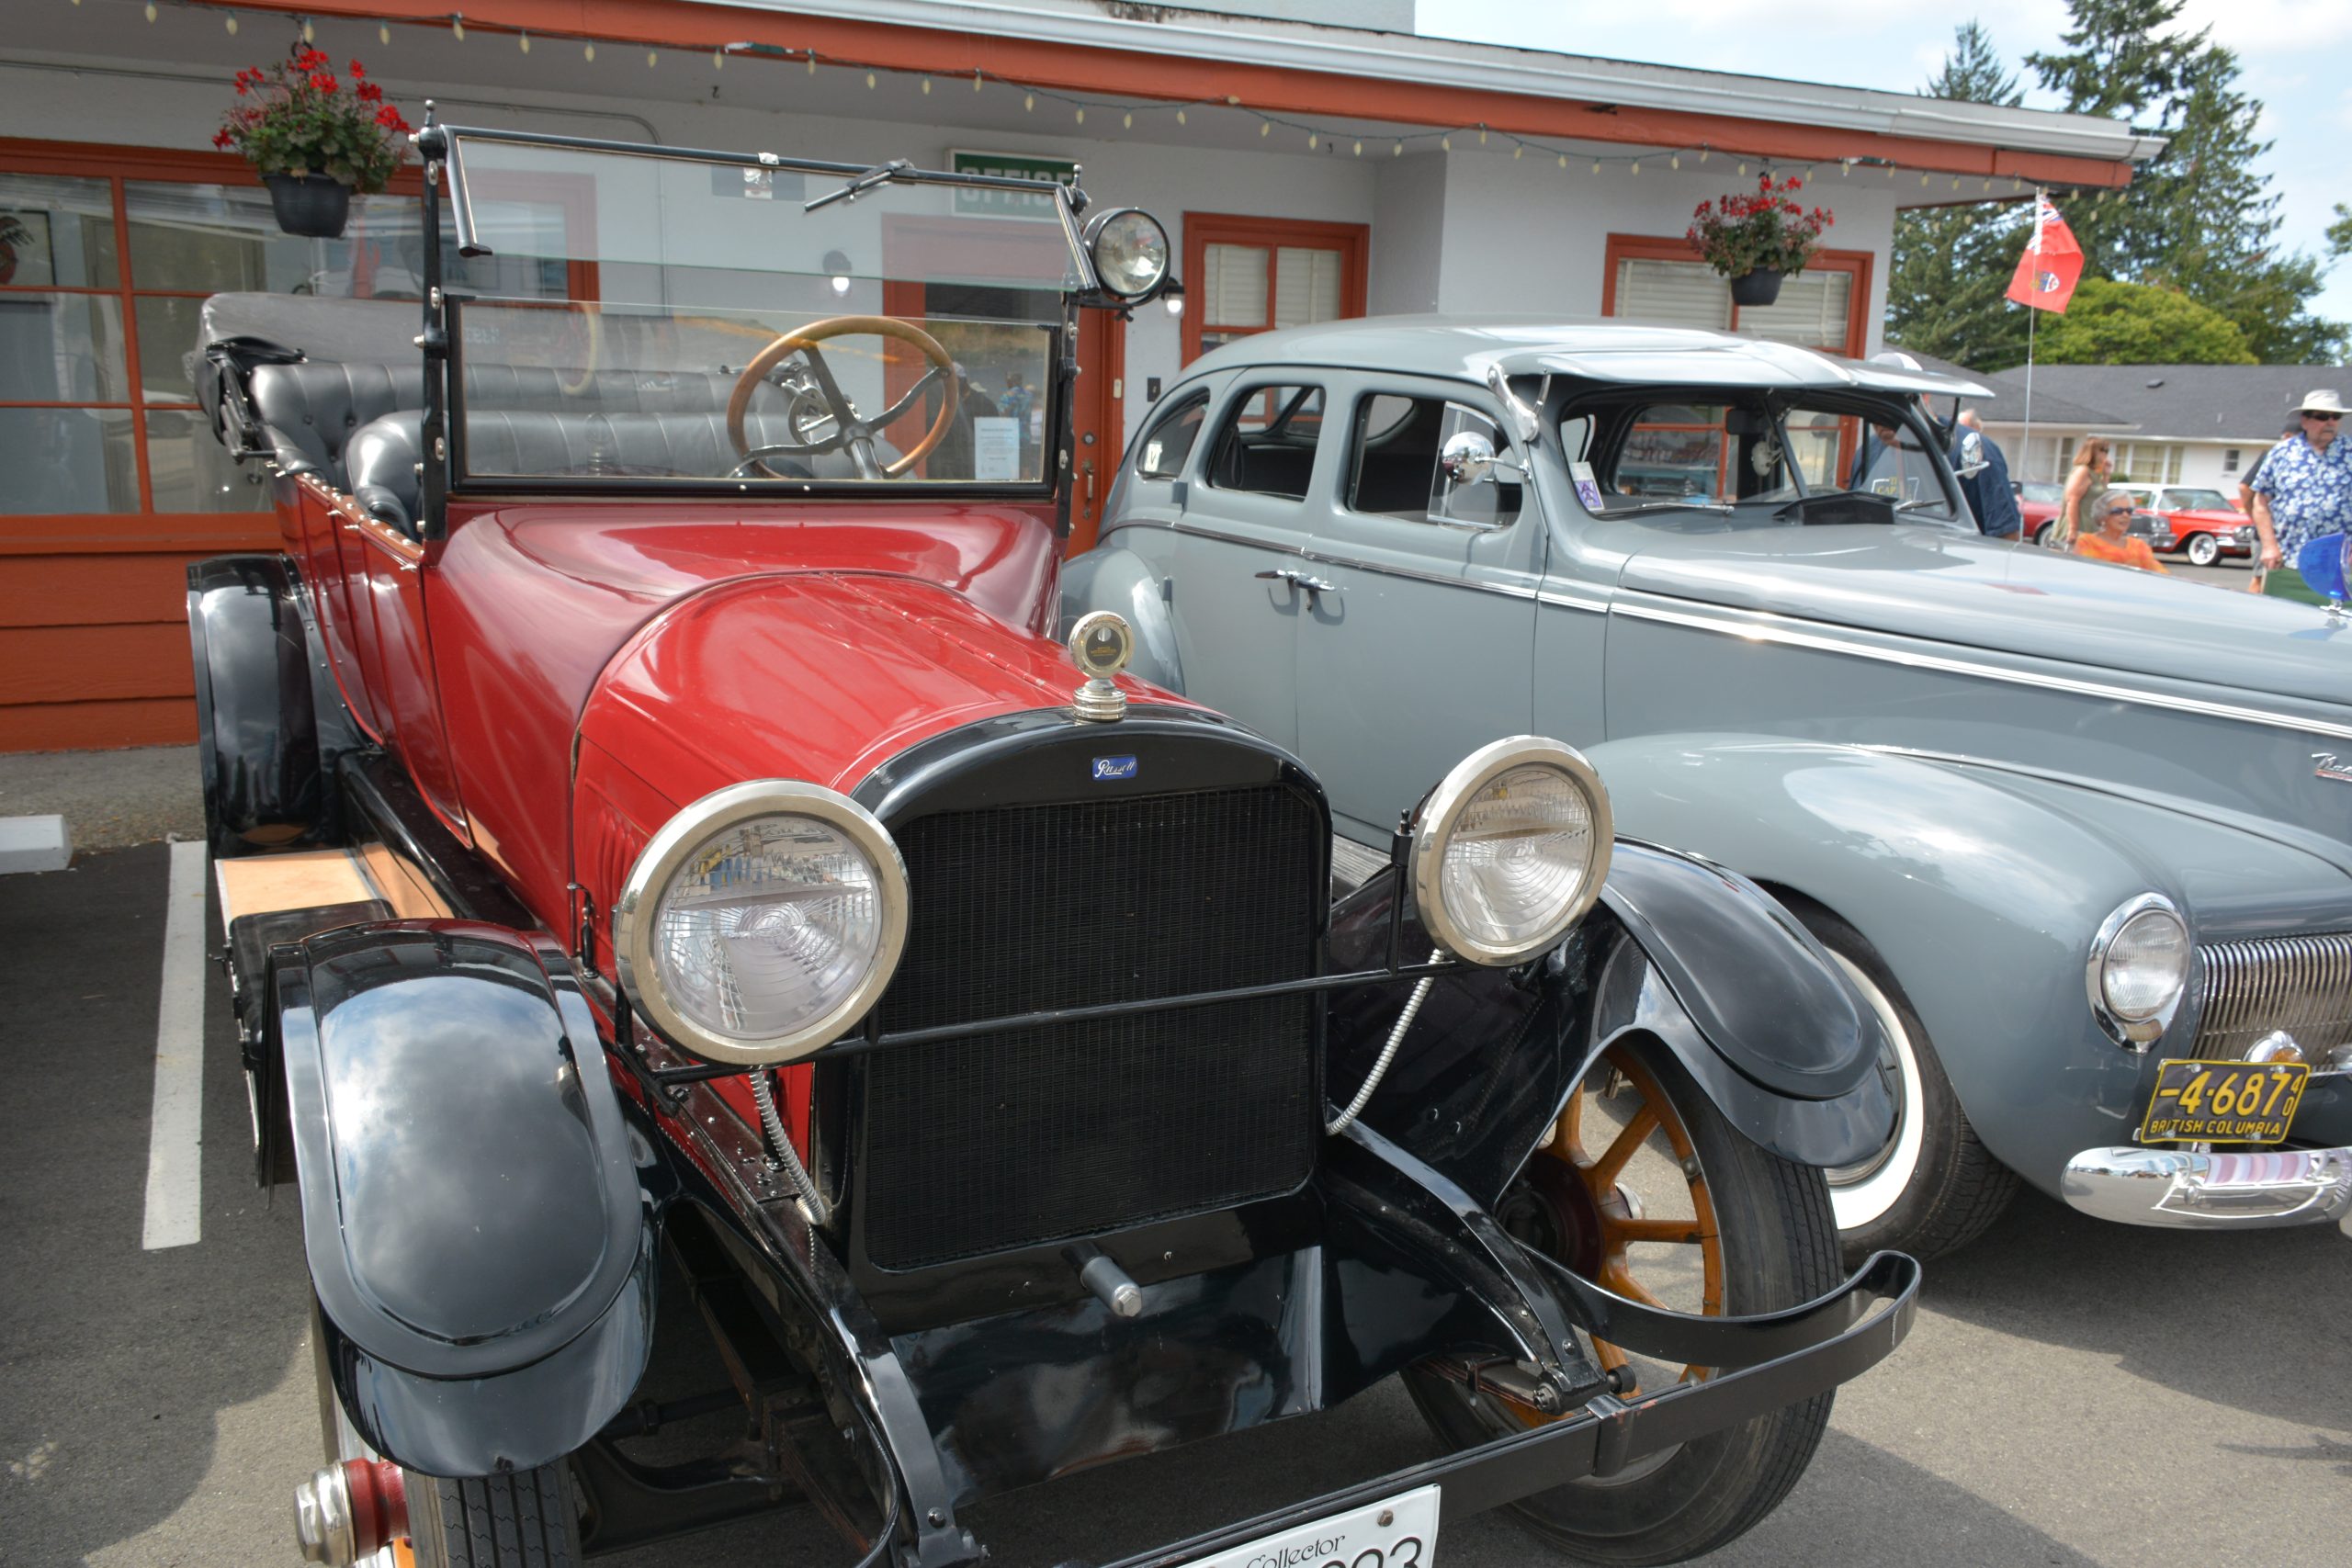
[2062,1145,2352,1232]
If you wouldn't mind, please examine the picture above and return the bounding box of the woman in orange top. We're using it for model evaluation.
[2074,491,2169,573]
[2056,437,2112,547]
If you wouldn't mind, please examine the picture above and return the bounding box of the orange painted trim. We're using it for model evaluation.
[0,513,279,557]
[1181,212,1369,366]
[0,697,197,753]
[1600,234,1874,360]
[0,137,427,195]
[232,2,2137,189]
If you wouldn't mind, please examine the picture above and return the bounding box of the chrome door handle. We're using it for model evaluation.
[1254,568,1338,601]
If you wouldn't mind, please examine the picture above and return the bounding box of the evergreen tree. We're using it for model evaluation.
[2028,0,2345,361]
[2329,204,2350,260]
[1884,22,2032,368]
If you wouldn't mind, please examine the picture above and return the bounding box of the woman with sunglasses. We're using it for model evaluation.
[2072,490,2169,574]
[2054,436,2111,548]
[2249,389,2352,602]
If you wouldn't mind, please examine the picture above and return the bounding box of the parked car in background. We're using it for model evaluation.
[186,130,1915,1568]
[1069,316,2352,1271]
[2015,479,2064,544]
[2108,482,2259,566]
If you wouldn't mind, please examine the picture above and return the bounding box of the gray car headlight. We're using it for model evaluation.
[2087,893,2189,1048]
[615,781,908,1066]
[1411,737,1613,966]
[1084,208,1170,299]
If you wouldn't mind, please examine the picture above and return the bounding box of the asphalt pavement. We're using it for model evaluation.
[1,840,2346,1568]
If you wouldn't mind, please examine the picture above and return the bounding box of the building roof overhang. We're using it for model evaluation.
[251,0,2160,189]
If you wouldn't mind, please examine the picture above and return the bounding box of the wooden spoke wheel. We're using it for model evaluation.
[1402,1038,1841,1564]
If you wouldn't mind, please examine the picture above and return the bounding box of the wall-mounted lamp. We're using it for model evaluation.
[1160,276,1185,319]
[822,249,853,297]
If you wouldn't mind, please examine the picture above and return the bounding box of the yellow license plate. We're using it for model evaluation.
[2140,1058,2310,1145]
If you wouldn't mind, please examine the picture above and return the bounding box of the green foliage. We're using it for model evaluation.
[2027,0,2346,362]
[2035,278,2257,364]
[215,51,412,192]
[2330,203,2351,261]
[1885,23,2031,368]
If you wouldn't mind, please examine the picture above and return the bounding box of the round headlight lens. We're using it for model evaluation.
[1088,209,1170,299]
[1414,739,1612,966]
[618,784,907,1065]
[2099,904,2190,1021]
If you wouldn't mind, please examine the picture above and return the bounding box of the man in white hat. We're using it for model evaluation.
[2249,389,2352,600]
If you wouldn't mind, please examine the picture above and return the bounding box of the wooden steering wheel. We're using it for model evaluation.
[725,315,960,480]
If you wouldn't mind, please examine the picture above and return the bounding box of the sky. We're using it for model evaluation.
[1415,0,2351,346]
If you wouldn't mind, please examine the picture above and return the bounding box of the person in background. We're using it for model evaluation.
[2056,436,2111,548]
[1951,409,2022,541]
[2249,389,2352,602]
[2073,490,2168,574]
[2237,415,2302,516]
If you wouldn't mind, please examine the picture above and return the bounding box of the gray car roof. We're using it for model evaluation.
[1188,316,1994,397]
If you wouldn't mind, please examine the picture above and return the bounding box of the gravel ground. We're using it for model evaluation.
[0,746,201,856]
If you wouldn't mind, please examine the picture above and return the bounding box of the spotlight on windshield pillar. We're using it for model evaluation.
[823,249,854,297]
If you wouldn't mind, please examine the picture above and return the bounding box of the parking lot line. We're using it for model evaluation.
[141,838,209,1251]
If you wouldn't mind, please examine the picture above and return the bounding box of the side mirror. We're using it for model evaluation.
[1441,430,1525,487]
[1952,458,1988,479]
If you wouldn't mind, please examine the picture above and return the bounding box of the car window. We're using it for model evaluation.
[2165,488,2231,512]
[1204,384,1324,502]
[1135,391,1209,480]
[1780,400,1959,521]
[1606,402,1800,511]
[1345,393,1520,527]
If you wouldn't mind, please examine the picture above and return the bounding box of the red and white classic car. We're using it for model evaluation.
[187,119,1913,1568]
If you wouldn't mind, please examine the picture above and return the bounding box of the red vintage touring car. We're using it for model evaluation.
[188,118,1913,1568]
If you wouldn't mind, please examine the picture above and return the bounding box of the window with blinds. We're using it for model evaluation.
[1199,241,1349,354]
[1609,251,1857,354]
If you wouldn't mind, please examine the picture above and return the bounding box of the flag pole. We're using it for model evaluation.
[2019,188,2040,535]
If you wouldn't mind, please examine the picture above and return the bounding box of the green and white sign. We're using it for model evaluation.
[950,150,1079,220]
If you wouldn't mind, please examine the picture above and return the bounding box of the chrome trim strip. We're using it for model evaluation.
[1611,598,2352,744]
[1094,517,1548,600]
[1536,587,1613,614]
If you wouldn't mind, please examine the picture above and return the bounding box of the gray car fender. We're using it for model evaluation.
[1058,545,1184,693]
[1580,732,2178,1193]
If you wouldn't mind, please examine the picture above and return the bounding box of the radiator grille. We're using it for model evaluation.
[860,784,1322,1270]
[2190,933,2352,1061]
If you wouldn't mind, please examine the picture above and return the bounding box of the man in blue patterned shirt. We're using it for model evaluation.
[2250,389,2352,598]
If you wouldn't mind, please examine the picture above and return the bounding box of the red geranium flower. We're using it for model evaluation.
[357,82,383,102]
[349,60,366,77]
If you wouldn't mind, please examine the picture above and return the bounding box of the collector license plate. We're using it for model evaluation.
[2140,1058,2309,1145]
[1190,1484,1440,1568]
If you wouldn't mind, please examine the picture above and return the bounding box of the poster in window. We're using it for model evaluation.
[0,209,54,287]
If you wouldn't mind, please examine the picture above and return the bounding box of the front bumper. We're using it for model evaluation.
[1083,1251,1920,1568]
[2061,1145,2352,1232]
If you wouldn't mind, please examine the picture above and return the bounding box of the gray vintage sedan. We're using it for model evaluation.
[1065,317,2352,1262]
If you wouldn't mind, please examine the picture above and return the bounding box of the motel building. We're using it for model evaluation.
[0,0,2156,751]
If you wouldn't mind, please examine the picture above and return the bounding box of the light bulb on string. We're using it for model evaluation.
[518,33,530,53]
[303,18,314,41]
[922,77,932,95]
[452,19,464,42]
[1123,111,1132,129]
[1951,175,1962,190]
[1700,148,1710,164]
[1513,145,1522,160]
[1478,126,1487,144]
[225,11,237,33]
[1736,162,1746,175]
[1075,107,1085,124]
[1920,171,1930,185]
[972,71,982,91]
[143,2,155,20]
[1023,92,1035,111]
[1441,134,1451,151]
[1556,153,1566,169]
[2012,177,2024,192]
[1261,120,1272,137]
[647,50,658,67]
[584,42,594,62]
[1353,141,1363,156]
[1590,160,1600,175]
[806,50,816,73]
[865,72,875,88]
[1176,108,1187,124]
[713,48,723,69]
[380,22,390,44]
[1630,161,1639,175]
[1393,141,1403,157]
[1307,132,1317,149]
[1669,154,1679,170]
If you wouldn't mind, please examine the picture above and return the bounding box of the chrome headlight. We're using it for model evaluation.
[1411,737,1613,966]
[1084,208,1170,299]
[2087,893,2190,1048]
[614,781,908,1066]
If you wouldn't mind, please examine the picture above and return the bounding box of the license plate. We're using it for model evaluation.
[2140,1058,2309,1145]
[1189,1484,1440,1568]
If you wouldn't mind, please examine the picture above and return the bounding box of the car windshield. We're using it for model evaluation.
[1555,391,1963,526]
[2164,489,2233,511]
[2018,481,2064,502]
[440,129,1087,489]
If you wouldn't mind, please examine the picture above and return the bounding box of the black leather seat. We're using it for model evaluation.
[348,409,882,537]
[244,360,748,491]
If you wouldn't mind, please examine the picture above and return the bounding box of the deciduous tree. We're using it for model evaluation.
[2036,277,2257,364]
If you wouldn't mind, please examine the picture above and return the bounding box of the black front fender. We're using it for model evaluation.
[277,920,666,1477]
[1325,842,1894,1206]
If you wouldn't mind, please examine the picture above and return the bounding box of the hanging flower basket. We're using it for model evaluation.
[1688,176,1832,307]
[215,50,413,240]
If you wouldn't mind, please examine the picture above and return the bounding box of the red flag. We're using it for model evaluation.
[2006,193,2084,313]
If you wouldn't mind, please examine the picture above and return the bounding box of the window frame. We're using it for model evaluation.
[1599,233,1876,359]
[0,137,426,542]
[1130,387,1213,481]
[1200,378,1328,505]
[1339,387,1526,530]
[1180,212,1368,366]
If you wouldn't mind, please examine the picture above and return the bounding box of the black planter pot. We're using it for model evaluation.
[264,174,351,240]
[1729,268,1784,308]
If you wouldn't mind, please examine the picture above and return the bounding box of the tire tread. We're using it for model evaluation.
[409,1464,578,1568]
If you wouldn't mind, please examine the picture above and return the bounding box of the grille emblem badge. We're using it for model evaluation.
[1092,755,1138,782]
[2315,752,2352,784]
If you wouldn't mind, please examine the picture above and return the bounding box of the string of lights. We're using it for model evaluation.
[73,0,2128,207]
